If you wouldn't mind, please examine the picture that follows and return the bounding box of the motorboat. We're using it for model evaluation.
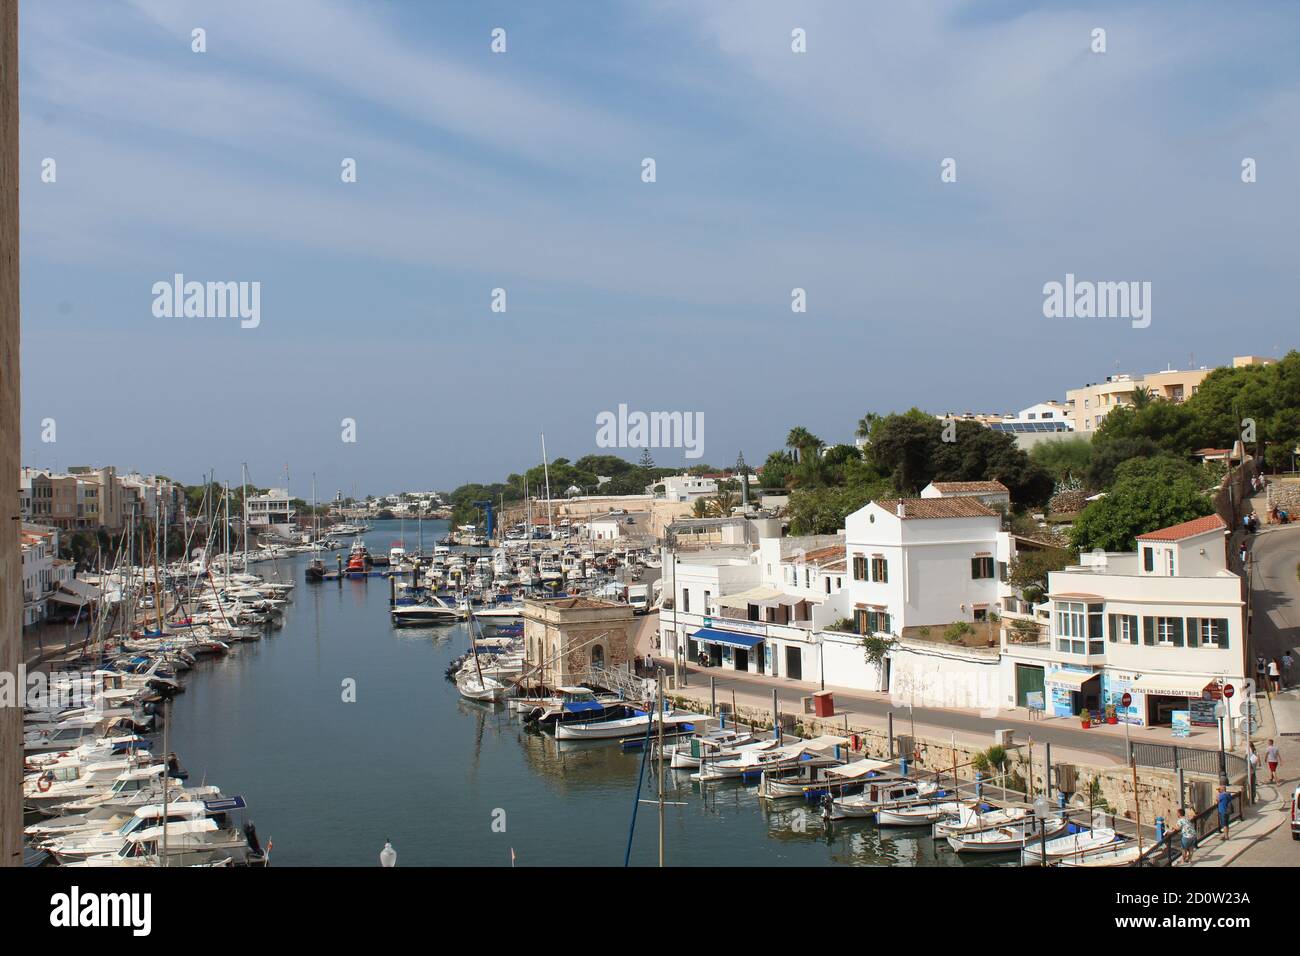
[759,757,889,798]
[391,594,464,625]
[933,805,1029,838]
[692,736,849,782]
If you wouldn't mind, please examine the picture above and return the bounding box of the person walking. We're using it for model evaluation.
[1177,808,1196,864]
[1268,658,1281,693]
[1284,652,1294,689]
[1265,739,1281,784]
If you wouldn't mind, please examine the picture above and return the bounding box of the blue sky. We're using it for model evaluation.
[19,0,1300,497]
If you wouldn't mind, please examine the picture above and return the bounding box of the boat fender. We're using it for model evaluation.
[850,734,860,751]
[37,774,54,793]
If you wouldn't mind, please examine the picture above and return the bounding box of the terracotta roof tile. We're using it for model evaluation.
[875,498,998,520]
[1135,514,1226,542]
[928,481,1010,494]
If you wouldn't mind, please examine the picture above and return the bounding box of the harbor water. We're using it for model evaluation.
[168,520,1009,867]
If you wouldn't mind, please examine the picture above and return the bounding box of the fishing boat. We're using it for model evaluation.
[759,757,890,799]
[555,709,708,741]
[932,805,1029,838]
[1020,826,1125,865]
[824,776,941,819]
[945,814,1067,854]
[692,736,849,782]
[1055,842,1144,867]
[660,729,762,770]
[877,800,973,827]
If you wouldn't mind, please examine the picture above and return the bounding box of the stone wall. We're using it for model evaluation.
[0,0,20,867]
[677,698,1226,833]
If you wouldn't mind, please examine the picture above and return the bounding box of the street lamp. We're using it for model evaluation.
[1215,701,1229,787]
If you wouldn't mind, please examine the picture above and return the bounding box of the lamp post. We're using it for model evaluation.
[1215,701,1229,787]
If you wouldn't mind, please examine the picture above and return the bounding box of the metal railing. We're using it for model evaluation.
[1129,741,1246,780]
[1137,791,1242,866]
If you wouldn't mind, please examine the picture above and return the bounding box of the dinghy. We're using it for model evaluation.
[877,800,973,827]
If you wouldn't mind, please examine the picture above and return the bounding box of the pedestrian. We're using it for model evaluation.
[1265,738,1280,783]
[1177,807,1196,864]
[1284,652,1294,689]
[1268,658,1281,693]
[1247,742,1260,800]
[1216,784,1232,840]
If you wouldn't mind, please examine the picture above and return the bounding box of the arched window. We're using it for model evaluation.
[591,645,605,667]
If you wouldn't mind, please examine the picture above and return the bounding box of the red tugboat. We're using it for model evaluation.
[345,538,373,576]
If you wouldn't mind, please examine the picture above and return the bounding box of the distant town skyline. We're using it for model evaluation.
[20,1,1300,495]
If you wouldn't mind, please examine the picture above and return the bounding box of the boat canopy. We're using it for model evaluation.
[691,627,763,650]
[825,758,893,780]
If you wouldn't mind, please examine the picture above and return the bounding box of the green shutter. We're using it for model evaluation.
[971,557,980,579]
[1187,618,1199,648]
[1170,618,1184,647]
[1108,614,1118,643]
[1216,619,1230,649]
[1142,617,1155,646]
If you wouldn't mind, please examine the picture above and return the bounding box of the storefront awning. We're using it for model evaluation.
[715,587,786,609]
[691,627,763,650]
[1129,674,1212,698]
[1046,669,1099,689]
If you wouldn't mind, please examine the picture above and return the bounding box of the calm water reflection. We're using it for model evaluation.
[166,521,1009,867]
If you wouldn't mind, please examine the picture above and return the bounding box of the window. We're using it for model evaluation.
[1142,616,1184,646]
[1055,601,1093,654]
[1108,613,1137,644]
[681,589,689,613]
[852,555,867,580]
[871,557,888,583]
[703,590,711,615]
[1142,548,1154,572]
[747,603,760,622]
[824,577,831,595]
[1187,618,1229,648]
[1165,550,1175,576]
[853,608,869,634]
[805,568,810,588]
[998,561,1008,582]
[971,556,995,579]
[865,609,891,634]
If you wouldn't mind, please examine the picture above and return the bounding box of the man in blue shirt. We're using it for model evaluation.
[1216,785,1232,840]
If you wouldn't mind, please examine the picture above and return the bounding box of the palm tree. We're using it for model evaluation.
[691,498,710,518]
[1129,386,1155,409]
[856,413,879,440]
[786,426,822,463]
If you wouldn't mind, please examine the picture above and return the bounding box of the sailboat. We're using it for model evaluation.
[305,475,325,582]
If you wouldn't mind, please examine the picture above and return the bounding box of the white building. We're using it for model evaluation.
[653,474,718,502]
[245,488,296,536]
[1001,514,1247,731]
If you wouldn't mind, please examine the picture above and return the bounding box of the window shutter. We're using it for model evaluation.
[1108,614,1118,643]
[1142,617,1155,646]
[971,557,980,579]
[1186,618,1199,648]
[1216,619,1229,649]
[1170,618,1184,647]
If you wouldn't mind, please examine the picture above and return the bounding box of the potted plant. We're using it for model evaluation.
[1079,708,1092,729]
[1105,704,1118,725]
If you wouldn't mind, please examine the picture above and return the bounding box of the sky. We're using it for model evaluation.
[18,0,1300,498]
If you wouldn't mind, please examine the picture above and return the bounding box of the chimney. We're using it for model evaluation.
[896,501,906,518]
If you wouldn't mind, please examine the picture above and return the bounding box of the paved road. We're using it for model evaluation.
[1248,523,1300,666]
[1230,782,1298,866]
[668,662,1217,764]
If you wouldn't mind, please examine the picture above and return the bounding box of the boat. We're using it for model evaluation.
[556,709,709,741]
[1020,826,1125,865]
[345,539,372,575]
[876,800,973,827]
[390,594,464,625]
[455,671,506,702]
[933,805,1029,838]
[1056,843,1144,867]
[945,815,1067,854]
[824,776,941,819]
[692,735,849,782]
[759,757,890,798]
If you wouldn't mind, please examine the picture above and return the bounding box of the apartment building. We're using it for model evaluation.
[1065,356,1274,433]
[1001,514,1247,731]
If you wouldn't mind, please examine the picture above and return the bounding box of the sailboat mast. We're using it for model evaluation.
[540,432,553,533]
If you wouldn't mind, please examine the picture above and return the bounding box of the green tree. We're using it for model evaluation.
[1030,438,1093,487]
[1069,473,1214,552]
[785,426,822,463]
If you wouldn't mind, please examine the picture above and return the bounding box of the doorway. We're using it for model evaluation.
[734,648,749,672]
[785,646,803,680]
